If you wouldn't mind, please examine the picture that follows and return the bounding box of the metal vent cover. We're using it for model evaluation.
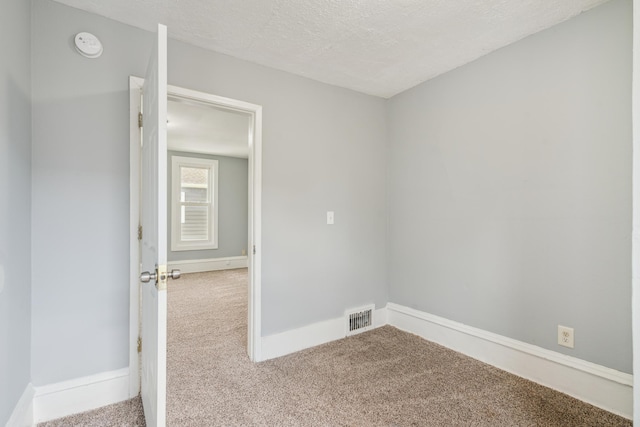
[346,304,375,336]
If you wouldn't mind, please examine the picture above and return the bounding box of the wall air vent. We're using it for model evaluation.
[346,304,375,336]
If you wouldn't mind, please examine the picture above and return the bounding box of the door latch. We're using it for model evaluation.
[140,265,181,290]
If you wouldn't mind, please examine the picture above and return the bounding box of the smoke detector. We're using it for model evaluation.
[74,32,103,58]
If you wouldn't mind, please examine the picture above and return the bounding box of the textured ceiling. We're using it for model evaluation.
[168,98,250,158]
[53,0,609,98]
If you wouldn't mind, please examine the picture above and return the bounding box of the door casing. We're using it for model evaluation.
[128,77,263,397]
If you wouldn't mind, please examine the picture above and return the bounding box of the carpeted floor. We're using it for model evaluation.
[41,269,631,426]
[38,396,145,427]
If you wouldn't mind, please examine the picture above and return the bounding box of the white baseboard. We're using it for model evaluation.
[33,368,130,424]
[386,303,633,420]
[168,256,248,274]
[6,383,35,427]
[260,307,386,361]
[22,304,629,424]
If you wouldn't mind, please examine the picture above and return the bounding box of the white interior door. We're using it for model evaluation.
[140,24,168,427]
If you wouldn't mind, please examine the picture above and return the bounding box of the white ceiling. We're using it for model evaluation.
[54,0,609,98]
[168,98,250,158]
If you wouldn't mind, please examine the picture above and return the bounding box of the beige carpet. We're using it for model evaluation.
[38,396,145,426]
[41,269,631,426]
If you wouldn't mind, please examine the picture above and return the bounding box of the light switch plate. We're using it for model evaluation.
[327,211,334,225]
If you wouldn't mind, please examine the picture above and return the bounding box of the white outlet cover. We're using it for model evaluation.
[558,325,574,349]
[74,32,103,58]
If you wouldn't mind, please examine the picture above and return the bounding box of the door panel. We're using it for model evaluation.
[140,23,168,427]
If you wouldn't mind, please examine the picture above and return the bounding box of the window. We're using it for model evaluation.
[171,155,219,251]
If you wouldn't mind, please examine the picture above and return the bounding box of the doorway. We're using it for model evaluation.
[128,79,263,399]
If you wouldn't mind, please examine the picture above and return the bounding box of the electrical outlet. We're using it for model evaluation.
[558,325,574,348]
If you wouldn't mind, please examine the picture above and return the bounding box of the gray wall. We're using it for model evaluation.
[387,0,632,373]
[168,151,248,261]
[0,0,32,422]
[31,1,153,385]
[31,0,387,385]
[27,0,630,389]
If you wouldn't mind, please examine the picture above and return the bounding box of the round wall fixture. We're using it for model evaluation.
[74,32,103,58]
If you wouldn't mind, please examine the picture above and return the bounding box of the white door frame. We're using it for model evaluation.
[128,77,263,397]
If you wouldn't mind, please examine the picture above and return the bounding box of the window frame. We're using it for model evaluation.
[170,155,219,252]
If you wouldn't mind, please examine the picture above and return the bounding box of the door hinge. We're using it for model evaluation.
[138,112,143,128]
[138,225,143,241]
[137,336,142,353]
[253,245,256,255]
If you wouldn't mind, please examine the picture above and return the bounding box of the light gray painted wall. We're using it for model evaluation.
[31,1,153,385]
[0,0,32,422]
[167,42,388,340]
[168,151,248,261]
[387,0,632,373]
[31,0,628,389]
[31,0,387,385]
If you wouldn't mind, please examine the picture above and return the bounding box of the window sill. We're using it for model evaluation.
[170,243,218,252]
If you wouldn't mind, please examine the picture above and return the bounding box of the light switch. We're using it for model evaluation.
[327,211,334,225]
